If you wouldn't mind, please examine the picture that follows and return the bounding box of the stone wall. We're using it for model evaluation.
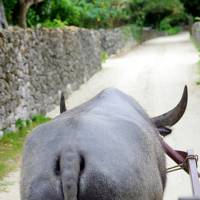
[141,27,167,42]
[99,27,137,55]
[0,26,136,130]
[191,22,200,48]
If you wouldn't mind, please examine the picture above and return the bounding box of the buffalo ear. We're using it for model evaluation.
[157,127,172,137]
[152,86,188,128]
[60,92,67,114]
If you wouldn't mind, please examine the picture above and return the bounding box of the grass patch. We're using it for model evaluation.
[101,51,108,63]
[0,115,50,181]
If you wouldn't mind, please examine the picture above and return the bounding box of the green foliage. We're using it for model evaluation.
[180,0,200,18]
[26,0,82,27]
[2,0,193,30]
[130,0,186,29]
[49,0,81,26]
[129,0,146,26]
[31,114,51,123]
[159,17,182,35]
[77,0,132,28]
[0,115,50,180]
[15,119,27,130]
[15,115,50,130]
[4,0,133,29]
[165,26,182,35]
[27,8,40,27]
[42,19,67,28]
[26,1,50,27]
[2,0,18,24]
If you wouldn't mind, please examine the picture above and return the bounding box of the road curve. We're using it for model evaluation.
[0,32,200,200]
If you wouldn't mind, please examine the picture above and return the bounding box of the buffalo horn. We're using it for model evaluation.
[152,86,188,127]
[60,92,67,113]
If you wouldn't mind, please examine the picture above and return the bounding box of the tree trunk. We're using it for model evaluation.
[0,0,8,28]
[18,0,43,28]
[18,1,32,28]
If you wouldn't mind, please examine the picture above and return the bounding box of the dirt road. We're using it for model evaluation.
[0,32,200,200]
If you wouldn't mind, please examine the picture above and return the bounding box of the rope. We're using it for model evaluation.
[166,154,199,174]
[166,164,184,173]
[185,154,198,166]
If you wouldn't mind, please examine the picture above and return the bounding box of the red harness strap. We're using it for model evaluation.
[161,139,200,177]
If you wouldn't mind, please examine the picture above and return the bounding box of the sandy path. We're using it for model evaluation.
[0,32,199,199]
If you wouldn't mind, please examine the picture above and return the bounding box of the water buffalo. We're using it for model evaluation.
[20,87,187,200]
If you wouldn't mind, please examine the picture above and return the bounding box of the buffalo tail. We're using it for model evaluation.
[60,148,84,200]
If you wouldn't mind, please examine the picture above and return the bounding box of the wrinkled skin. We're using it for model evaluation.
[21,88,168,200]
